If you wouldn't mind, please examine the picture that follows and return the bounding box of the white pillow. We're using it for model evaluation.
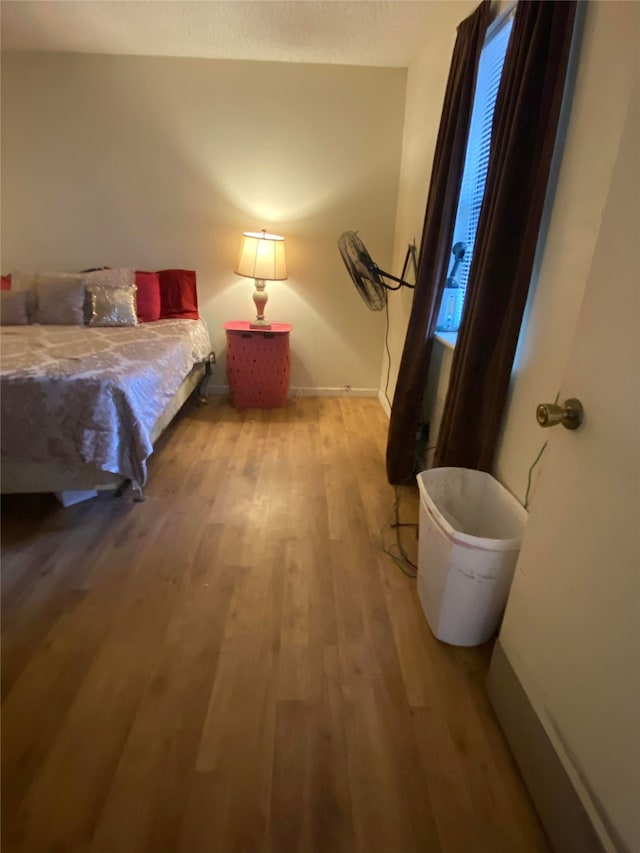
[11,271,87,322]
[10,268,136,324]
[36,279,86,325]
[11,270,85,291]
[0,291,31,325]
[83,267,135,289]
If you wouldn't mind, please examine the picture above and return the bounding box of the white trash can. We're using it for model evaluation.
[416,467,528,647]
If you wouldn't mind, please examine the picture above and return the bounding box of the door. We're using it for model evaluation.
[494,89,639,851]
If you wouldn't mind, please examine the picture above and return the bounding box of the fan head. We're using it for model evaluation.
[338,231,387,311]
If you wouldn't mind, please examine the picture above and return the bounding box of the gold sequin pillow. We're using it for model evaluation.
[87,284,138,327]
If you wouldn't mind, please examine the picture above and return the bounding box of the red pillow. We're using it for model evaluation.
[157,269,199,320]
[134,271,161,322]
[1,275,11,291]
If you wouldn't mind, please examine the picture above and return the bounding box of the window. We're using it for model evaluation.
[436,12,514,335]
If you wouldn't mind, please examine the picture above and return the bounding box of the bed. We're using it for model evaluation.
[1,318,213,503]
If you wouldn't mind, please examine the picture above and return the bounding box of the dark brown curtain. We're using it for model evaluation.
[434,0,577,471]
[385,0,491,484]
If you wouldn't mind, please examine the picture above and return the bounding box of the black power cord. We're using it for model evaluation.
[383,299,393,409]
[381,485,420,578]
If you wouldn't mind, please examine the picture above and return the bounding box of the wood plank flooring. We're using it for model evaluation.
[1,396,550,853]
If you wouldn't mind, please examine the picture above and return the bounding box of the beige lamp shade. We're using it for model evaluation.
[234,230,288,281]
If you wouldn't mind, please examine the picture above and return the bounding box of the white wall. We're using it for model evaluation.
[0,53,406,393]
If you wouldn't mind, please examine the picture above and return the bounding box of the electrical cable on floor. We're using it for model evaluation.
[380,485,419,578]
[380,296,433,576]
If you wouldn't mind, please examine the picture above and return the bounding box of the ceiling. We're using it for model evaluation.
[0,0,471,68]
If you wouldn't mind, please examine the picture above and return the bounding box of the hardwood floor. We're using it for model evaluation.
[1,396,550,853]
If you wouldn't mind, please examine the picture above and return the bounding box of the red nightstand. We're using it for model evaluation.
[224,322,292,409]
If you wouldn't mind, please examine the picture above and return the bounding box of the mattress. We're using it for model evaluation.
[0,319,212,487]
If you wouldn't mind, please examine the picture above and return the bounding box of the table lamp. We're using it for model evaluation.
[234,229,287,329]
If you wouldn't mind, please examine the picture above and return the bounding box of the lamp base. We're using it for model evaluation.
[251,279,271,330]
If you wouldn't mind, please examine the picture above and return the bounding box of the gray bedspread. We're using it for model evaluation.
[1,319,212,486]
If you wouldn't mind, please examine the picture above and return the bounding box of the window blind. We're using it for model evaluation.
[447,13,513,331]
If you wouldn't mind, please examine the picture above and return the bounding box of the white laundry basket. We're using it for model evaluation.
[416,468,528,646]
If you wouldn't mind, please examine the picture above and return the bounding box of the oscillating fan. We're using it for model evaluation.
[435,241,467,332]
[338,231,417,311]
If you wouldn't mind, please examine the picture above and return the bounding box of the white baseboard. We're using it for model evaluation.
[291,387,379,398]
[205,386,380,399]
[487,640,606,853]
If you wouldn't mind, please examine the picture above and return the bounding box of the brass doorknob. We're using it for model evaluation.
[536,398,584,430]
